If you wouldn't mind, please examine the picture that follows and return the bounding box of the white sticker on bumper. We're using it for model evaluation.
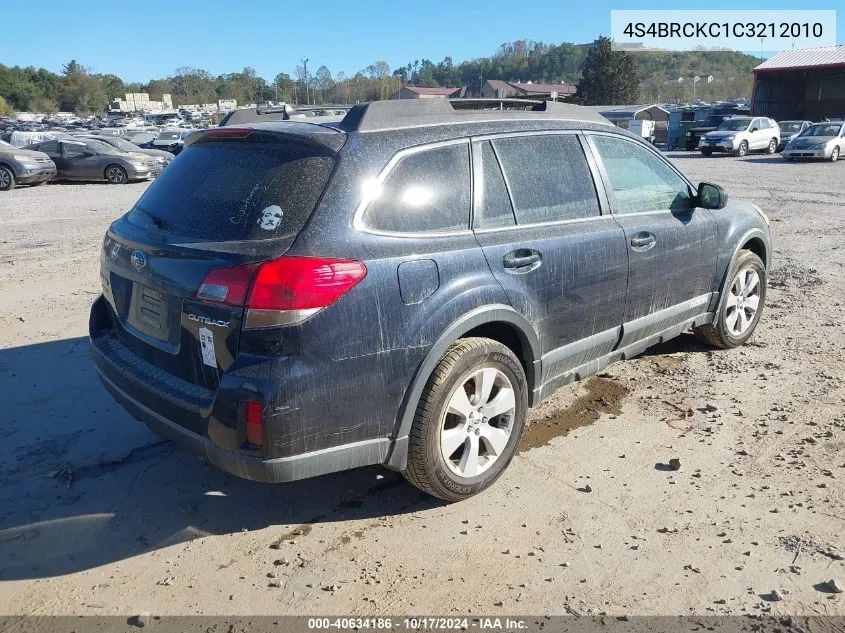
[199,327,217,368]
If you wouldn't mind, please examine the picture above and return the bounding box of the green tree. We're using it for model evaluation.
[0,95,14,117]
[576,37,639,105]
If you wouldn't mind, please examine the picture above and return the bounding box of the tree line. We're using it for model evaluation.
[0,38,761,115]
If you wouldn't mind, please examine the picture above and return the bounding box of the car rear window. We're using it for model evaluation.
[362,142,470,234]
[127,140,335,241]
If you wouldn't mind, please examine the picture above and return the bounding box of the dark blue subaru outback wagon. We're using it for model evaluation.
[90,99,771,500]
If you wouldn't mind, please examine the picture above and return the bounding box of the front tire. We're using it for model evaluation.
[694,249,766,349]
[105,165,128,184]
[734,141,748,157]
[0,166,15,191]
[831,147,840,163]
[402,338,528,501]
[767,138,777,154]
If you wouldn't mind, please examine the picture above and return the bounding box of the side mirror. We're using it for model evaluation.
[698,182,728,209]
[750,127,758,132]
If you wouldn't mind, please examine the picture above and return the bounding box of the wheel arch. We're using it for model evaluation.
[383,304,541,471]
[715,228,770,310]
[741,235,768,269]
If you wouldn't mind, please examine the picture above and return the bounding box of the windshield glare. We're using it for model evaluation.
[800,124,843,137]
[779,122,803,133]
[81,139,123,155]
[718,119,751,131]
[100,137,138,152]
[157,132,180,141]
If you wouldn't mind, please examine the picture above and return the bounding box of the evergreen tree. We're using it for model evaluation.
[576,37,640,105]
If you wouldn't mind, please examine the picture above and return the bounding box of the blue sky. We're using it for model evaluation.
[1,0,842,82]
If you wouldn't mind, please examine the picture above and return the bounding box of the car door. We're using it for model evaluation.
[471,132,629,383]
[36,140,63,173]
[60,141,101,180]
[586,132,719,348]
[751,118,770,150]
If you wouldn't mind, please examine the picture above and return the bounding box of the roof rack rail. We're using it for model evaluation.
[337,98,609,133]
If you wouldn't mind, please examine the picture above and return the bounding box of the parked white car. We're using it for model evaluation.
[782,122,845,162]
[699,116,781,157]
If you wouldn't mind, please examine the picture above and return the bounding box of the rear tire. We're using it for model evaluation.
[105,165,128,184]
[694,249,766,349]
[402,338,528,501]
[0,166,15,191]
[734,141,748,157]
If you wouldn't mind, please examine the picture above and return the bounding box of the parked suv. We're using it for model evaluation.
[699,116,780,156]
[90,99,771,501]
[0,139,56,190]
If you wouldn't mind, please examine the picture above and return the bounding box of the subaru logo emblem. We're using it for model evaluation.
[130,251,147,270]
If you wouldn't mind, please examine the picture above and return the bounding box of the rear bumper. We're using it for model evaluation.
[94,365,388,483]
[89,294,393,483]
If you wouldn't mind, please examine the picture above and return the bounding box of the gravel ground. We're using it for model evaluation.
[0,154,843,617]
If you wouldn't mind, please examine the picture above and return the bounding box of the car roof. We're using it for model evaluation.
[336,99,611,133]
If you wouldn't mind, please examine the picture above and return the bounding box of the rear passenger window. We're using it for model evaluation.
[491,134,600,224]
[37,141,59,156]
[363,143,470,234]
[475,141,515,229]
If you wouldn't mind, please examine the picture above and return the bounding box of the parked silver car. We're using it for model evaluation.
[30,138,158,184]
[782,122,845,162]
[699,116,780,157]
[776,120,813,151]
[152,129,196,155]
[0,139,56,191]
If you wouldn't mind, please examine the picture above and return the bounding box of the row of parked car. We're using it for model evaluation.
[696,116,845,161]
[0,133,178,190]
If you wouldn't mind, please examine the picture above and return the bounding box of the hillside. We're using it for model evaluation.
[0,41,761,115]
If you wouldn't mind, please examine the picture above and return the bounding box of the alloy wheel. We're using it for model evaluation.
[0,169,10,190]
[725,268,761,336]
[439,367,516,478]
[106,166,126,184]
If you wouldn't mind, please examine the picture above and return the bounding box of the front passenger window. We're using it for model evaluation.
[62,143,90,159]
[591,135,692,215]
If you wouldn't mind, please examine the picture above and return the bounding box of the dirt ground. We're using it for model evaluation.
[0,152,843,618]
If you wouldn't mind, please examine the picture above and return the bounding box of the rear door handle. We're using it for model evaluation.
[630,234,656,250]
[503,249,542,271]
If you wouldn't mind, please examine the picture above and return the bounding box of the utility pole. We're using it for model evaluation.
[301,58,309,106]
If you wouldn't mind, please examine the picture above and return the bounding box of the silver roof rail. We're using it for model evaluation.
[337,98,610,133]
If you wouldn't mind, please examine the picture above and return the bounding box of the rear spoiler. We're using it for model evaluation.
[184,125,347,152]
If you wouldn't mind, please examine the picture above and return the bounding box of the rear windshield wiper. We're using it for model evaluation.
[133,207,168,229]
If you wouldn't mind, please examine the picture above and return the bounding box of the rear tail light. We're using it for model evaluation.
[195,256,367,328]
[245,400,263,448]
[196,264,257,305]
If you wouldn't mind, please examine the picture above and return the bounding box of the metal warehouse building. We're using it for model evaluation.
[752,45,845,120]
